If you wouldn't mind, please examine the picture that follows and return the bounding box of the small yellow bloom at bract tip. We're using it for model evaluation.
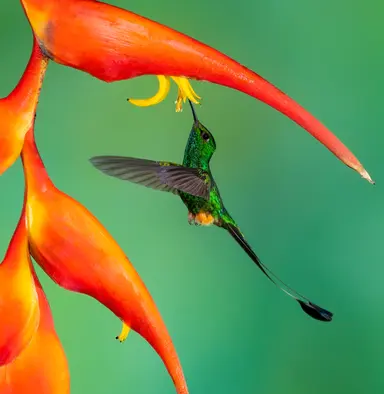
[128,75,201,112]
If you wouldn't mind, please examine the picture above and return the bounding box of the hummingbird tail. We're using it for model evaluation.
[223,221,333,322]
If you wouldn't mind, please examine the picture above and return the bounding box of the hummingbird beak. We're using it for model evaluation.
[188,99,199,125]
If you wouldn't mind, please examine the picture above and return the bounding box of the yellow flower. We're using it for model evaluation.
[128,75,201,112]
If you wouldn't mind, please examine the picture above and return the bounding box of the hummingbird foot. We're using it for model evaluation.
[188,212,197,225]
[116,322,131,343]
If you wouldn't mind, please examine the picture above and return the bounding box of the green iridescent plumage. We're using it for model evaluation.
[90,101,333,323]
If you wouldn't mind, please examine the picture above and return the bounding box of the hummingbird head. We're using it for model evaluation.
[186,100,216,163]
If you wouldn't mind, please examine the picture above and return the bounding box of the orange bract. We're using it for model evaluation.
[0,269,70,393]
[0,209,39,366]
[21,127,188,394]
[0,38,48,176]
[21,0,372,182]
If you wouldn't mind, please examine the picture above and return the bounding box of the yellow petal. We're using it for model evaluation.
[128,75,171,107]
[175,88,184,113]
[183,79,201,102]
[116,322,131,343]
[171,77,201,112]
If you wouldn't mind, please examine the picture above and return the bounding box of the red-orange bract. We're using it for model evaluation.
[21,127,189,394]
[0,209,40,366]
[20,0,373,183]
[0,37,47,175]
[0,268,70,393]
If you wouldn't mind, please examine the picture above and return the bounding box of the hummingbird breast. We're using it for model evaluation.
[179,188,222,227]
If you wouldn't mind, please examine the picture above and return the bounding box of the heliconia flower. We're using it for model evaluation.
[0,269,70,394]
[128,75,201,113]
[20,0,372,183]
[0,209,40,366]
[0,37,48,175]
[21,127,189,394]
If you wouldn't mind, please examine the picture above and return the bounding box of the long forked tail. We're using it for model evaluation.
[223,221,333,322]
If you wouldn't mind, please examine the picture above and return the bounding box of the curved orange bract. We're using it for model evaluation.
[0,37,48,175]
[0,270,70,393]
[20,0,372,182]
[21,128,188,394]
[0,209,39,366]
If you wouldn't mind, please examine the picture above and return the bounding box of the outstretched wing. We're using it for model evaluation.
[90,156,211,200]
[223,219,333,322]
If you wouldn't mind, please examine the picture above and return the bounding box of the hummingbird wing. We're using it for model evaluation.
[222,219,333,322]
[90,156,211,199]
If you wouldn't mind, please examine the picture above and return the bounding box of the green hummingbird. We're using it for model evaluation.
[90,101,332,322]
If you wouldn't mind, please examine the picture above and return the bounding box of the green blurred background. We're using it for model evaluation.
[1,0,383,393]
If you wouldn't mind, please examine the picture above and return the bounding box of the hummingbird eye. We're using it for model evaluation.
[201,131,210,142]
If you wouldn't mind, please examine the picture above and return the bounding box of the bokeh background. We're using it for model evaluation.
[1,1,383,393]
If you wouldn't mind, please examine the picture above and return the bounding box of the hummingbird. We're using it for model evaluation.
[90,101,333,322]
